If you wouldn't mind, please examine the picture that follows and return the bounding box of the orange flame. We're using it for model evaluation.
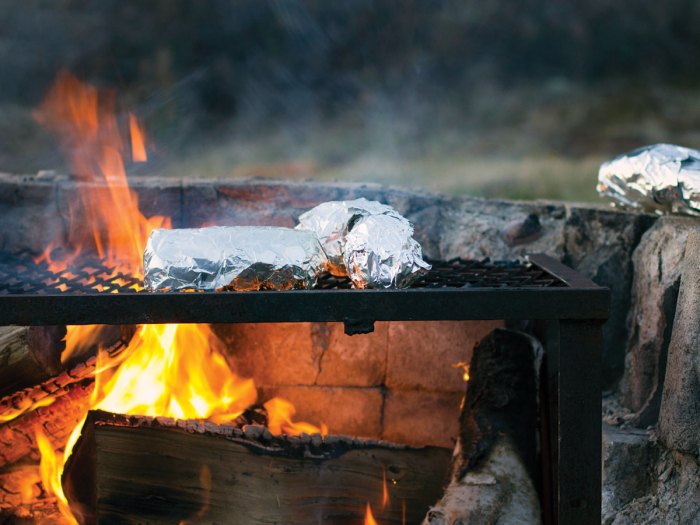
[33,70,169,276]
[92,324,258,422]
[264,397,328,437]
[36,427,77,524]
[382,465,389,510]
[364,502,379,525]
[28,72,326,523]
[129,113,148,163]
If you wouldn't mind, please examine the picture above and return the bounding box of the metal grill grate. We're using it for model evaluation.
[0,252,565,295]
[0,254,141,295]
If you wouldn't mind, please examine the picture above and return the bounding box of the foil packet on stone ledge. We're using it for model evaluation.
[144,226,327,291]
[296,198,431,288]
[597,143,700,216]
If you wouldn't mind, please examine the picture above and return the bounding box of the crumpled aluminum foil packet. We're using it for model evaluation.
[597,143,700,216]
[144,226,327,291]
[296,198,431,288]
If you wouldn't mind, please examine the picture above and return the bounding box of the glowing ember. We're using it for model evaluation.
[364,502,379,525]
[22,72,326,523]
[452,361,471,382]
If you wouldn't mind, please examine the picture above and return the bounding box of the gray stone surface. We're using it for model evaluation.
[609,445,700,525]
[620,218,698,417]
[0,172,65,253]
[434,198,654,385]
[658,230,700,454]
[602,424,657,525]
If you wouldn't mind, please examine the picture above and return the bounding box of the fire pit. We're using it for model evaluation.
[0,234,608,524]
[0,74,611,525]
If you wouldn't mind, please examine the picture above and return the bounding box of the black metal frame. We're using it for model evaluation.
[0,253,607,525]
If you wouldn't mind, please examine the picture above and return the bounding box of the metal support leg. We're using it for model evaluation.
[546,319,603,525]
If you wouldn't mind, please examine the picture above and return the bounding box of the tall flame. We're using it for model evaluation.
[33,70,169,276]
[92,324,257,422]
[27,72,325,523]
[364,502,379,525]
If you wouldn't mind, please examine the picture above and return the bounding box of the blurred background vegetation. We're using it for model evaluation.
[2,0,700,201]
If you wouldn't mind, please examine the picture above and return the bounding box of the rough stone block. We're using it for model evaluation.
[128,176,183,227]
[214,322,388,388]
[382,390,462,448]
[438,197,654,387]
[0,173,64,254]
[260,385,383,438]
[181,179,351,228]
[658,229,700,454]
[621,218,696,415]
[212,323,319,386]
[314,322,388,387]
[601,424,657,525]
[55,177,182,252]
[386,320,502,393]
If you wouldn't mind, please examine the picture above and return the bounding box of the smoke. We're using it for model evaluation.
[1,0,700,198]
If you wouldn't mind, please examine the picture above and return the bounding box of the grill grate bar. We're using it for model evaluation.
[0,252,566,295]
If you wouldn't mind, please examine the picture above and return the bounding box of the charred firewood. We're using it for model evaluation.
[64,411,452,525]
[0,331,131,469]
[233,403,268,427]
[0,326,65,398]
[423,328,542,525]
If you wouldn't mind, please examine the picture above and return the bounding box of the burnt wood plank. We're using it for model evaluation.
[64,411,452,525]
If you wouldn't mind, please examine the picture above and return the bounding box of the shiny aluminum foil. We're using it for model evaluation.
[597,143,700,216]
[296,198,400,276]
[296,198,431,288]
[144,226,327,291]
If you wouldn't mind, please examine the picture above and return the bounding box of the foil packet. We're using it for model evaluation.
[597,143,700,216]
[296,198,431,288]
[144,226,327,291]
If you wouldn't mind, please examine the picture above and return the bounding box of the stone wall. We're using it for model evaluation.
[213,320,501,448]
[0,172,655,388]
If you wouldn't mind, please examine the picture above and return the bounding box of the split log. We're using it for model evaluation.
[423,328,542,525]
[64,411,452,525]
[0,332,130,469]
[0,326,65,398]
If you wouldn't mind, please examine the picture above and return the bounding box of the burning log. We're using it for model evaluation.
[423,329,542,525]
[0,326,65,397]
[0,331,130,468]
[63,411,452,525]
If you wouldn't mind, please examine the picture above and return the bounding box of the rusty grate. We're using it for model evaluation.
[0,252,565,295]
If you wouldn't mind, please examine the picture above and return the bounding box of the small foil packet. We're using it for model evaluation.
[296,198,400,275]
[597,143,700,216]
[144,226,327,291]
[296,198,431,288]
